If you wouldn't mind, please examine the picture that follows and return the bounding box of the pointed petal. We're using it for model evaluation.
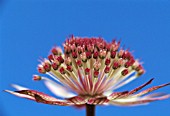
[109,94,170,106]
[143,93,170,100]
[41,77,76,98]
[143,93,168,98]
[108,91,129,100]
[109,100,147,106]
[4,90,35,100]
[4,89,73,106]
[134,82,170,97]
[129,78,154,94]
[118,78,154,98]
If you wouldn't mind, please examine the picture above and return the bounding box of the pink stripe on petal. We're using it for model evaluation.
[4,90,35,100]
[66,96,87,105]
[135,82,170,97]
[129,78,154,94]
[118,78,154,98]
[108,91,129,99]
[5,90,73,106]
[88,97,108,105]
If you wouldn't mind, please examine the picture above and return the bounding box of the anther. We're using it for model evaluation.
[43,61,51,72]
[59,67,66,74]
[37,65,46,74]
[110,51,116,59]
[48,54,54,61]
[76,60,82,67]
[104,66,110,73]
[86,51,92,59]
[51,47,58,55]
[93,51,99,59]
[121,69,129,76]
[72,52,77,59]
[85,68,90,75]
[66,65,73,72]
[105,58,111,65]
[94,70,99,78]
[33,75,42,81]
[57,56,64,63]
[51,62,59,70]
[112,61,120,69]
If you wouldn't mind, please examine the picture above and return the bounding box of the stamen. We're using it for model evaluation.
[59,67,66,74]
[94,70,99,78]
[33,75,42,81]
[110,51,116,59]
[93,51,99,59]
[86,51,92,59]
[37,65,46,74]
[104,66,110,73]
[85,68,90,75]
[51,47,58,55]
[121,69,129,76]
[57,56,64,63]
[112,61,120,69]
[72,52,77,58]
[43,61,51,72]
[76,60,82,67]
[105,58,111,65]
[48,54,54,61]
[67,65,73,72]
[51,62,59,70]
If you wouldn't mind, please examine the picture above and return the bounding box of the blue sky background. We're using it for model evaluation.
[1,0,170,116]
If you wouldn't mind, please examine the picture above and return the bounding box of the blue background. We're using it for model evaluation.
[1,0,170,116]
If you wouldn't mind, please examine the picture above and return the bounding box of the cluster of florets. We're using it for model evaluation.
[36,36,144,95]
[38,36,144,77]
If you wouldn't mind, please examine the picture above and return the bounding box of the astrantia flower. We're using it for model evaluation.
[5,36,170,116]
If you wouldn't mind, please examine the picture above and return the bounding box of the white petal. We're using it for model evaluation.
[103,91,113,96]
[11,84,29,90]
[42,77,76,98]
[113,97,139,102]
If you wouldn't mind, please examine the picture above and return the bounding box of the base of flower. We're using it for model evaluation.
[86,104,95,116]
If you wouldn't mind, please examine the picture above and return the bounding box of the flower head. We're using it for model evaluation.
[5,36,170,107]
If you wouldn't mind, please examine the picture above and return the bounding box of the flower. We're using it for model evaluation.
[5,36,170,107]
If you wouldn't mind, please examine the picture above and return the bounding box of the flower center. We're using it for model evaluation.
[37,36,144,96]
